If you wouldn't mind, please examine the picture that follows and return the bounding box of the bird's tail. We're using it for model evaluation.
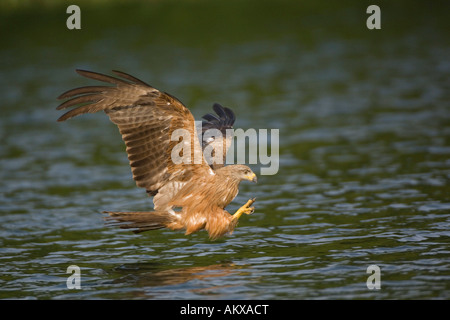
[103,210,175,233]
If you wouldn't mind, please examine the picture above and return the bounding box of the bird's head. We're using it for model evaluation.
[233,165,257,183]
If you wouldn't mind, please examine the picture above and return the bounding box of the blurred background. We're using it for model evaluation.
[0,0,449,299]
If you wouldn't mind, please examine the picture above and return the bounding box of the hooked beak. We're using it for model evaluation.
[246,172,257,183]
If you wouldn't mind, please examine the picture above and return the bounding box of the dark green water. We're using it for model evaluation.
[0,0,449,299]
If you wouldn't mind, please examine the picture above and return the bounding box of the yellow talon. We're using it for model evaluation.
[232,198,256,221]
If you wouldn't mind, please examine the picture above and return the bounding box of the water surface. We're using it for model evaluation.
[0,0,449,300]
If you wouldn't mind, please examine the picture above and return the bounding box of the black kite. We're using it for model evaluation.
[57,70,257,240]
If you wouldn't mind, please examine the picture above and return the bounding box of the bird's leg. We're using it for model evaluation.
[232,198,256,221]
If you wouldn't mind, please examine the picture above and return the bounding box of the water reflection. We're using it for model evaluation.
[112,262,239,299]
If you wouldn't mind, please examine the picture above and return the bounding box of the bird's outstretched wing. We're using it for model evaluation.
[201,103,236,170]
[57,70,211,196]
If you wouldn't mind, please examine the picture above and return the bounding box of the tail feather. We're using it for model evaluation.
[104,210,174,234]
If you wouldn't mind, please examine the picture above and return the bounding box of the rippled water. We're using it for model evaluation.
[1,1,449,300]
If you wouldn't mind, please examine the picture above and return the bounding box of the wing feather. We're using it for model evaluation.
[57,69,210,196]
[201,103,236,169]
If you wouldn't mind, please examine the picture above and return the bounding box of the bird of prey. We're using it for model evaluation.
[57,70,257,240]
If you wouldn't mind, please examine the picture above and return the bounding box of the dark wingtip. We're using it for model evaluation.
[202,113,220,123]
[223,107,235,126]
[212,103,227,118]
[201,103,236,131]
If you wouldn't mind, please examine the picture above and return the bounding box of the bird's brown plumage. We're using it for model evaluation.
[57,70,256,240]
